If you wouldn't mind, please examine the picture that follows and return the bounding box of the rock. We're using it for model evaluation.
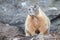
[50,14,60,33]
[45,7,59,20]
[45,7,60,33]
[16,34,60,40]
[0,23,24,40]
[0,3,28,30]
[57,24,60,35]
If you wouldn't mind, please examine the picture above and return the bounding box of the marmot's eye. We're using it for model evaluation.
[29,9,31,11]
[34,5,36,8]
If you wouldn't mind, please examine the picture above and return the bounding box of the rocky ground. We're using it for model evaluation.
[0,0,60,40]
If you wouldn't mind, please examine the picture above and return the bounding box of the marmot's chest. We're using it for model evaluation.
[29,15,44,28]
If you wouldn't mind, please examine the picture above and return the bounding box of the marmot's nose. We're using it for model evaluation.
[35,29,40,34]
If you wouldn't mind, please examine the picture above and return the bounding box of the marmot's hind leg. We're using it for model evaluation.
[25,31,31,36]
[25,29,35,36]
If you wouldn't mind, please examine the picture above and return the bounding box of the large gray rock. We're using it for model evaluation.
[0,23,25,40]
[45,7,59,20]
[18,34,60,40]
[0,3,28,30]
[44,6,60,35]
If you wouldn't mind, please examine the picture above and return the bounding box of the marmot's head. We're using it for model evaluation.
[27,5,39,16]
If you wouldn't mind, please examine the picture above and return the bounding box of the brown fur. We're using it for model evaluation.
[25,7,50,36]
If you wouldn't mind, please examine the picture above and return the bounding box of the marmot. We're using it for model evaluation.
[25,5,51,36]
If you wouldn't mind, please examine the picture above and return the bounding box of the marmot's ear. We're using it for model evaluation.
[34,4,39,8]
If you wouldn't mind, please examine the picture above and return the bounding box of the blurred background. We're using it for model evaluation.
[0,0,60,40]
